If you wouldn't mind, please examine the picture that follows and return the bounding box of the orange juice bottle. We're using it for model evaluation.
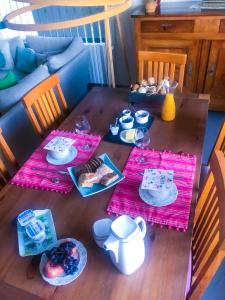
[161,93,176,121]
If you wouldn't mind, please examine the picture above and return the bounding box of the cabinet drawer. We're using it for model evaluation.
[141,20,194,33]
[219,20,225,32]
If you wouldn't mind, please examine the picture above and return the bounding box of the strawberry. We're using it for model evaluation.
[44,260,64,278]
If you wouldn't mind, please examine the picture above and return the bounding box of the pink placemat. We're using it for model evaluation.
[11,130,101,194]
[107,147,197,231]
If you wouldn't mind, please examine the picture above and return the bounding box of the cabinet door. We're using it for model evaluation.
[204,40,225,111]
[140,39,202,92]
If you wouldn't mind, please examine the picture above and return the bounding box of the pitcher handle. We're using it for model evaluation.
[134,216,146,239]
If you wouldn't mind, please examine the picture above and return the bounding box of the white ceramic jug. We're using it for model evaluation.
[103,215,146,275]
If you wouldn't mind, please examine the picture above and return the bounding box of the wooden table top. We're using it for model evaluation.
[0,87,208,300]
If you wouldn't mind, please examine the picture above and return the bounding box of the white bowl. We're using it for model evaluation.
[49,148,69,160]
[92,218,112,248]
[122,109,131,116]
[148,189,170,201]
[119,116,134,129]
[135,110,149,124]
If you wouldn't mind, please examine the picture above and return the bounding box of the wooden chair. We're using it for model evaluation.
[209,121,225,159]
[22,74,68,137]
[187,150,225,299]
[0,128,19,188]
[200,120,224,188]
[138,51,187,91]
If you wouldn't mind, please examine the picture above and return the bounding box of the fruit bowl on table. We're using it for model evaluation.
[39,238,87,286]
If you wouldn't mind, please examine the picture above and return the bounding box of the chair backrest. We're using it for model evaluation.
[138,51,187,91]
[23,74,68,136]
[188,150,225,299]
[206,121,225,166]
[213,121,225,154]
[0,128,18,187]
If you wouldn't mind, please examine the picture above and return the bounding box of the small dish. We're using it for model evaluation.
[135,110,149,124]
[39,238,87,286]
[120,129,136,144]
[46,146,77,165]
[92,218,112,248]
[119,116,134,129]
[68,153,125,197]
[139,183,178,207]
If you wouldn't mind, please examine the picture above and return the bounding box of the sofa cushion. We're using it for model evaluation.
[26,35,73,54]
[47,37,85,73]
[0,40,14,70]
[16,47,37,73]
[0,64,50,113]
[36,52,48,66]
[8,36,25,61]
[0,71,17,90]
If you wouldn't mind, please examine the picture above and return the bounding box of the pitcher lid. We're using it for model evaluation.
[111,215,139,241]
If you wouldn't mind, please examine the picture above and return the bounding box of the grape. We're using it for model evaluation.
[62,256,78,275]
[45,241,78,273]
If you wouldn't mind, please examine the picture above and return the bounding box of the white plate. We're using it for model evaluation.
[119,129,135,144]
[39,238,87,286]
[46,146,77,165]
[139,183,178,207]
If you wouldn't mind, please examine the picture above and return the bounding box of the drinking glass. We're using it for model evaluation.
[74,115,91,134]
[74,115,91,150]
[134,128,150,163]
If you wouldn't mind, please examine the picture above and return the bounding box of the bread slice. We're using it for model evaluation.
[96,164,114,177]
[100,172,119,186]
[78,173,99,187]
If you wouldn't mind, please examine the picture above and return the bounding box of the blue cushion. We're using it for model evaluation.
[15,47,37,73]
[0,40,14,70]
[0,64,50,113]
[202,111,225,165]
[0,51,6,68]
[47,37,85,73]
[26,35,73,54]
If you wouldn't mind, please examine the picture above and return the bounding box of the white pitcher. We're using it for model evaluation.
[103,215,146,275]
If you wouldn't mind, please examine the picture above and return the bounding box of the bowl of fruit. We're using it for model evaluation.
[39,238,87,286]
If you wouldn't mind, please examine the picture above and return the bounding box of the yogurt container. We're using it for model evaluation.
[26,220,46,243]
[17,209,46,243]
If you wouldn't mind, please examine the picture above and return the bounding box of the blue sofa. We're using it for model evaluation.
[0,36,90,164]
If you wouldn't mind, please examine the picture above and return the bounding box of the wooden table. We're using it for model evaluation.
[0,88,208,300]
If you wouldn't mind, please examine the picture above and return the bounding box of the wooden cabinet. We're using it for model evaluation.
[133,12,225,111]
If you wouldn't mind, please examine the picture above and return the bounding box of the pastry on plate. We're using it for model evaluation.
[100,172,119,186]
[96,164,114,177]
[78,173,99,187]
[75,157,103,177]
